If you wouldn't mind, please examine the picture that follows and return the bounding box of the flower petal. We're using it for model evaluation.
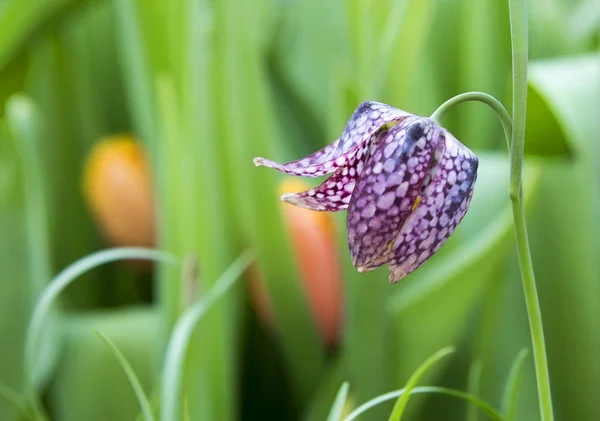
[387,130,478,283]
[279,120,398,211]
[335,100,412,155]
[253,138,345,177]
[253,101,411,178]
[347,118,442,270]
[280,149,363,211]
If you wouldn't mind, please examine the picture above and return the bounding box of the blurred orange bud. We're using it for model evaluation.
[82,134,155,248]
[249,178,343,347]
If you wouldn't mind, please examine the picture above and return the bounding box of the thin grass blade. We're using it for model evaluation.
[0,382,32,419]
[387,347,454,421]
[326,382,350,421]
[466,361,483,421]
[344,386,505,421]
[94,330,155,421]
[24,248,176,387]
[501,349,529,421]
[160,251,254,421]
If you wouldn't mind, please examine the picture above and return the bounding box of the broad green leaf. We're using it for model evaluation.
[525,54,600,421]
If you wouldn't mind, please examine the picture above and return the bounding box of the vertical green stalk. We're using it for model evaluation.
[507,1,554,420]
[433,0,555,417]
[432,89,555,420]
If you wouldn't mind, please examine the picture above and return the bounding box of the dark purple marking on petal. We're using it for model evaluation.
[387,130,478,283]
[279,120,407,212]
[347,118,442,271]
[280,140,369,211]
[253,101,410,178]
[336,101,412,155]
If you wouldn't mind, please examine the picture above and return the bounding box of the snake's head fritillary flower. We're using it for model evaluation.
[254,101,478,283]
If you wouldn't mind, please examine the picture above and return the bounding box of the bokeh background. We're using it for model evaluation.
[0,0,599,420]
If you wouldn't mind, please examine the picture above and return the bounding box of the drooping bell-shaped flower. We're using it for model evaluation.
[254,101,478,283]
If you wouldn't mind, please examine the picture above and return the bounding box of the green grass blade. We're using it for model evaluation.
[466,361,483,421]
[113,0,156,150]
[94,331,155,421]
[0,0,98,72]
[134,384,161,421]
[378,0,435,105]
[24,248,177,387]
[387,347,454,421]
[160,250,254,421]
[326,382,350,421]
[5,94,56,389]
[50,308,159,421]
[501,349,529,421]
[5,94,51,293]
[183,389,191,421]
[217,0,326,403]
[154,74,184,328]
[0,382,31,418]
[344,386,505,421]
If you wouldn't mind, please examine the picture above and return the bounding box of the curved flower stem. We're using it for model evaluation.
[430,92,512,150]
[431,91,555,420]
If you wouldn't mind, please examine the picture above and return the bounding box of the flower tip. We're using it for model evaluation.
[253,157,264,167]
[389,271,403,284]
[280,193,296,203]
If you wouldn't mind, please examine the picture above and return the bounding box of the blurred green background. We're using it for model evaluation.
[0,0,598,420]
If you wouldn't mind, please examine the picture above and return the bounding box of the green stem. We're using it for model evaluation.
[431,92,554,421]
[508,0,554,419]
[430,91,511,150]
[511,199,554,421]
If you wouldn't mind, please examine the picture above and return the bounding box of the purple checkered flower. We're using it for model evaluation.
[254,101,478,283]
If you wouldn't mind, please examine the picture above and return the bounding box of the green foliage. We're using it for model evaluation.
[94,330,155,421]
[160,251,253,421]
[388,347,454,421]
[502,350,529,421]
[326,382,349,421]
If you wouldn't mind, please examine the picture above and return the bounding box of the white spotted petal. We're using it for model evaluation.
[253,100,478,283]
[280,141,367,211]
[347,118,442,270]
[253,101,410,178]
[387,130,478,283]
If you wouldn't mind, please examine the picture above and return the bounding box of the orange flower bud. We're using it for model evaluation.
[82,135,154,248]
[249,178,343,346]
